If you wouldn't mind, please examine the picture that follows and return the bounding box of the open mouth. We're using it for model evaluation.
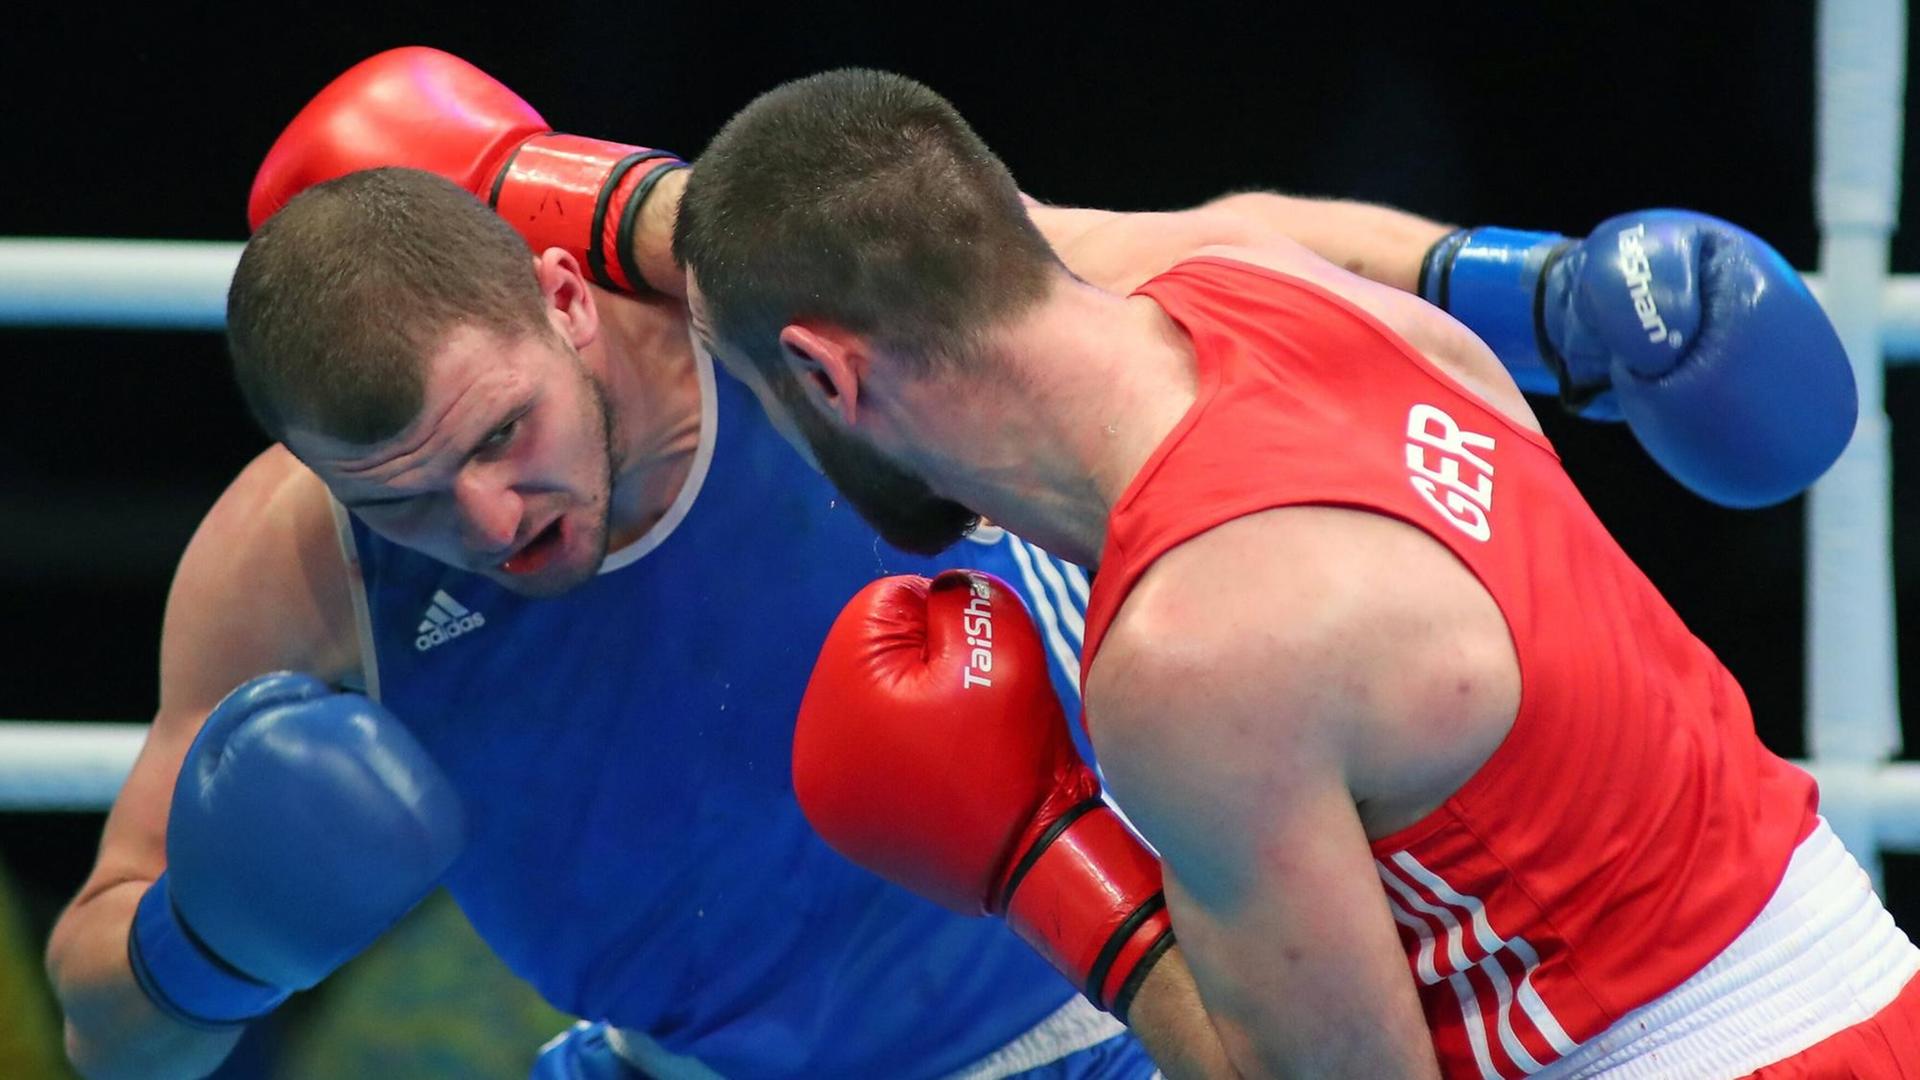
[501,517,566,576]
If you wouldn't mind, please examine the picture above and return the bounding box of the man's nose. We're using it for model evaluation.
[453,468,523,556]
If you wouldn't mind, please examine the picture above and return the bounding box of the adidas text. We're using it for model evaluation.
[416,612,485,652]
[415,590,487,652]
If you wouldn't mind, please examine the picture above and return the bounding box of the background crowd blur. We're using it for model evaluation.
[2,2,1914,1075]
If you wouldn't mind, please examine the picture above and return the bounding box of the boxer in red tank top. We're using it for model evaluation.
[678,71,1909,1078]
[1079,255,1917,1077]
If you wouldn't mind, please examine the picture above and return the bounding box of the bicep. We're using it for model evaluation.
[75,449,359,904]
[1088,571,1441,1076]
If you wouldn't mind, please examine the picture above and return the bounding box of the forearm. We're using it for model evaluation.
[628,166,691,299]
[1126,946,1247,1080]
[47,882,243,1080]
[1199,192,1454,293]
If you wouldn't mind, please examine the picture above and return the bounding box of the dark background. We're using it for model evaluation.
[0,0,1916,1071]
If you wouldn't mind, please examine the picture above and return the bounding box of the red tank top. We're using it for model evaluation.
[1080,256,1817,1078]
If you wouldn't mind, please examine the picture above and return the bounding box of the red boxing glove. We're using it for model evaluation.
[248,46,685,295]
[795,570,1173,1021]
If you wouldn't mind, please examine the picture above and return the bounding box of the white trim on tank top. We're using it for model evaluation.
[329,496,382,703]
[598,346,720,574]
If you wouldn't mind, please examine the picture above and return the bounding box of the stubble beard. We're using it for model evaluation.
[792,396,978,557]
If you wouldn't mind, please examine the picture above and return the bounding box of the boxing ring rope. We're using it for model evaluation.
[0,1,1912,895]
[0,724,147,812]
[0,239,241,330]
[11,240,1920,354]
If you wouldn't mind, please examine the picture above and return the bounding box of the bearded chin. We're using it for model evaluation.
[853,482,980,557]
[806,416,978,557]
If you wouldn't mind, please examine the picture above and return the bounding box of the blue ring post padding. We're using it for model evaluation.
[1441,228,1564,396]
[128,873,289,1028]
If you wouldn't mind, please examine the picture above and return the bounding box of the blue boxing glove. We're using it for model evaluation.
[1421,210,1858,508]
[128,672,466,1027]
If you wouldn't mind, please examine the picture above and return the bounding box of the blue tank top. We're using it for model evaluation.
[344,356,1101,1077]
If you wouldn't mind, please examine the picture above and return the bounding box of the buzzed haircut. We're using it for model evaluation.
[674,68,1061,377]
[226,167,550,445]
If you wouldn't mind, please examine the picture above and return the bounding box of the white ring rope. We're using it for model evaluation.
[8,717,1919,858]
[0,723,146,811]
[0,239,239,330]
[3,238,1920,360]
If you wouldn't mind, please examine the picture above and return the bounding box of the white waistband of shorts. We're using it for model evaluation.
[607,1025,727,1080]
[941,995,1133,1080]
[1539,816,1920,1079]
[606,994,1129,1080]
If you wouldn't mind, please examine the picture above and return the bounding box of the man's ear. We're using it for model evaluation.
[778,322,867,427]
[533,249,600,350]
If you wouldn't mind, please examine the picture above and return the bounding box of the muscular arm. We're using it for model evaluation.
[1085,507,1518,1077]
[44,447,361,1079]
[1029,192,1454,295]
[641,172,1444,303]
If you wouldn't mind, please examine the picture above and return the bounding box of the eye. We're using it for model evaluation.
[478,417,521,454]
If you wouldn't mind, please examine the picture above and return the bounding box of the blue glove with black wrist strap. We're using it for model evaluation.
[1421,209,1858,508]
[128,672,466,1027]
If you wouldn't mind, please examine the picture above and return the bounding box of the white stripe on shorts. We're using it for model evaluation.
[941,995,1133,1080]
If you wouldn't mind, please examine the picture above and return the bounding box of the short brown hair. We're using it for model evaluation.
[227,167,549,444]
[673,69,1059,377]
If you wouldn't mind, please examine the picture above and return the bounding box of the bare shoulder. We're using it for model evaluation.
[1090,505,1425,743]
[160,444,362,717]
[1027,200,1124,260]
[1029,201,1540,431]
[1193,238,1447,338]
[1031,200,1268,294]
[1032,203,1347,296]
[1087,504,1519,839]
[69,446,364,903]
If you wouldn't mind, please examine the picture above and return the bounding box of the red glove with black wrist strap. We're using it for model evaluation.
[795,570,1173,1020]
[249,46,685,296]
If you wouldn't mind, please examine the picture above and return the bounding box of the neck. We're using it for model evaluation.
[889,278,1195,567]
[593,289,703,548]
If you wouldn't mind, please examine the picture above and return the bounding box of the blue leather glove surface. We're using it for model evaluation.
[1422,210,1857,508]
[129,672,466,1025]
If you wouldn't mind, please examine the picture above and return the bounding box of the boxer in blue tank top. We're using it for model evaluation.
[345,352,1138,1076]
[54,168,1166,1080]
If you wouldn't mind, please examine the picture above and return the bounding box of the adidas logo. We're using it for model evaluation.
[414,589,486,652]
